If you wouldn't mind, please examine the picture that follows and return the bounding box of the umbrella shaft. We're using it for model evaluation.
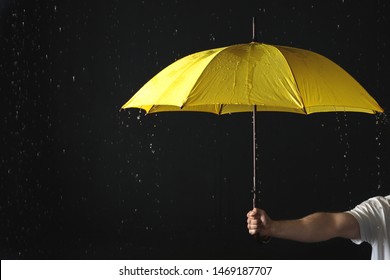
[252,105,257,209]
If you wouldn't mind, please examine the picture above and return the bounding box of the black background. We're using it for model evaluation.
[1,0,389,259]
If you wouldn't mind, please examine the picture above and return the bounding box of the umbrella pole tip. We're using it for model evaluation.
[252,17,255,41]
[251,16,259,42]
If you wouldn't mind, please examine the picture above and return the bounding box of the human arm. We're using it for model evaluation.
[247,208,360,243]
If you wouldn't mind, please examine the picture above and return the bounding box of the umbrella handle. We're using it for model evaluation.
[255,234,271,244]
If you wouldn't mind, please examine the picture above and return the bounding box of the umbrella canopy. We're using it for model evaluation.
[122,42,383,115]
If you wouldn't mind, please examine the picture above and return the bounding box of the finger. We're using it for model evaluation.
[248,229,258,235]
[247,218,259,225]
[247,221,261,230]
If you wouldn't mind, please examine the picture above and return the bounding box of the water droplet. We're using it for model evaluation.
[374,113,388,191]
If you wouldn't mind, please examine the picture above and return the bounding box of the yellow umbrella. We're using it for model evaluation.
[122,39,383,208]
[123,42,382,115]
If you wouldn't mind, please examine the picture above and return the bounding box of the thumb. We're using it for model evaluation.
[248,208,259,217]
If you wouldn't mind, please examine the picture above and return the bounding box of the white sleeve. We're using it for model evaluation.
[346,197,385,245]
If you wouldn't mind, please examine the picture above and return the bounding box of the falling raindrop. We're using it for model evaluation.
[149,143,155,154]
[374,113,388,190]
[335,112,350,183]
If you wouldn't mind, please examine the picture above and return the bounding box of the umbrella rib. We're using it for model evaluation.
[218,104,223,115]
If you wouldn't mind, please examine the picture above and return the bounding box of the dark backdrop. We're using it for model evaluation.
[1,0,389,259]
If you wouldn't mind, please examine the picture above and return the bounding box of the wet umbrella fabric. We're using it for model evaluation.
[122,42,383,207]
[122,42,383,115]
